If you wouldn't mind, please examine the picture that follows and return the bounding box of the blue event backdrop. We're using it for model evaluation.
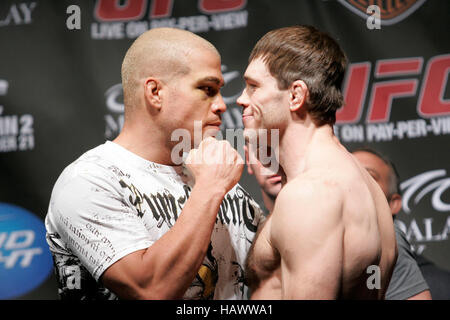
[0,0,449,299]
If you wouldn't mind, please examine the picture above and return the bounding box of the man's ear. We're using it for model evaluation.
[289,80,308,112]
[144,78,163,109]
[389,193,402,216]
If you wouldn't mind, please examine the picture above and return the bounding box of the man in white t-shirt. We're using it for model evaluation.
[45,28,263,300]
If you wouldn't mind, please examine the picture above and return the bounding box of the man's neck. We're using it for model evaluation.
[278,120,336,182]
[113,120,177,165]
[262,191,276,214]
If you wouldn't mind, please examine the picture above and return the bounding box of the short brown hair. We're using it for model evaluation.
[249,25,347,126]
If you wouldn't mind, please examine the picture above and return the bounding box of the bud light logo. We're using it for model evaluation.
[0,203,53,299]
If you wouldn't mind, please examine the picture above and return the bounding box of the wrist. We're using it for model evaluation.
[193,180,228,200]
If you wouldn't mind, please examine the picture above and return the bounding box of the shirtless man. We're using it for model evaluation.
[245,142,430,300]
[237,25,397,299]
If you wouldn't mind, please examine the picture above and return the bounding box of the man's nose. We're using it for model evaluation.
[212,94,227,114]
[236,90,248,109]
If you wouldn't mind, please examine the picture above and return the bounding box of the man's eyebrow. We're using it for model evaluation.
[366,168,380,180]
[243,75,258,84]
[198,77,224,87]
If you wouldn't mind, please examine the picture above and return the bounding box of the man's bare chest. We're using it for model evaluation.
[245,218,281,289]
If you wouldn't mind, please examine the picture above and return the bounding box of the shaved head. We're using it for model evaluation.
[121,28,220,112]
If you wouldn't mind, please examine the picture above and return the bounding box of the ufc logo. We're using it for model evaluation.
[95,0,246,21]
[336,54,450,124]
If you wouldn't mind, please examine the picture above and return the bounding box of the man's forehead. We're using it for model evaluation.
[244,57,273,81]
[356,151,386,164]
[354,151,389,177]
[186,46,223,78]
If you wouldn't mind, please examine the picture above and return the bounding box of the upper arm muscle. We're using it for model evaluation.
[270,180,345,299]
[101,249,149,299]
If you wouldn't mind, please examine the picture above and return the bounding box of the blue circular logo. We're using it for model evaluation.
[0,203,53,299]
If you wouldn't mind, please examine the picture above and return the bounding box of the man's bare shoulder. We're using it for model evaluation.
[269,173,346,293]
[274,174,344,215]
[270,174,345,240]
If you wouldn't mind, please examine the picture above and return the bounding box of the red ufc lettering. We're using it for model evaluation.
[336,62,371,124]
[95,0,147,21]
[96,0,246,21]
[96,0,174,19]
[367,57,423,122]
[338,57,423,124]
[375,57,423,78]
[199,0,247,13]
[367,80,418,123]
[150,0,173,18]
[418,54,450,117]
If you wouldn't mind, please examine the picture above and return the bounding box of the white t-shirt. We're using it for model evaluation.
[45,141,263,300]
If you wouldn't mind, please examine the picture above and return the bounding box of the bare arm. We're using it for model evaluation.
[408,290,432,300]
[270,181,344,299]
[101,138,244,299]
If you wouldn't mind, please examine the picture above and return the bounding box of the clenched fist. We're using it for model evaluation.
[184,137,244,195]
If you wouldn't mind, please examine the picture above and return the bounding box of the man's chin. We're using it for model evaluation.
[266,185,282,199]
[202,130,220,141]
[243,127,267,144]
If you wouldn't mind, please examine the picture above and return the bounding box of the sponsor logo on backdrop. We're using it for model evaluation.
[104,83,124,139]
[401,169,450,214]
[91,0,248,39]
[334,54,450,143]
[0,203,53,299]
[0,80,35,153]
[395,169,450,254]
[337,0,426,25]
[104,65,243,139]
[0,1,37,27]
